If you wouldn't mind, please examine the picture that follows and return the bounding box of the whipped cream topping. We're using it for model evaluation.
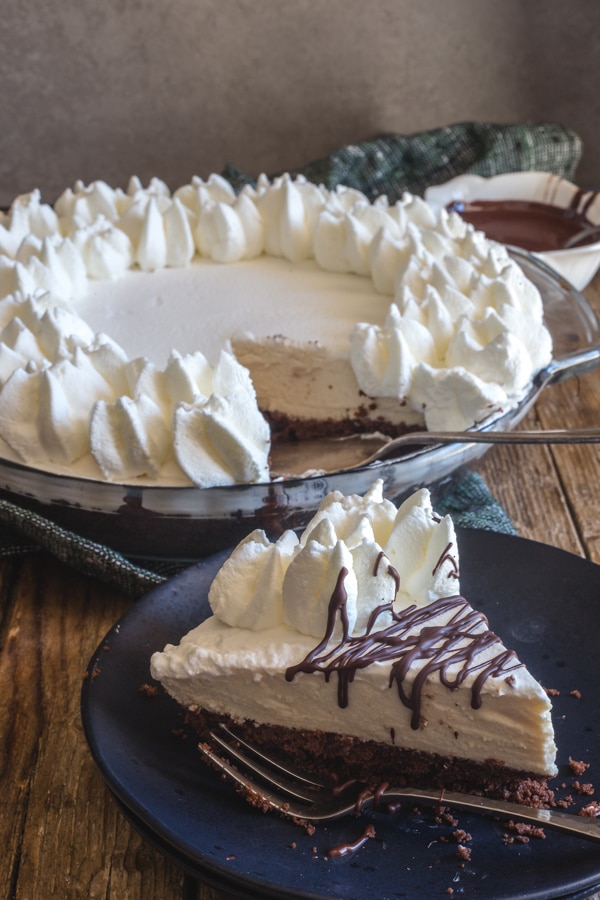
[0,173,553,486]
[207,480,459,636]
[151,482,557,775]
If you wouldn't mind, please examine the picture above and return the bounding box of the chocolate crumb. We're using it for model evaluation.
[571,781,594,796]
[138,682,158,697]
[505,820,546,839]
[453,829,472,843]
[578,801,600,817]
[569,757,590,775]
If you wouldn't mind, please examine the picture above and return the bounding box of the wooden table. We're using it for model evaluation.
[1,277,600,900]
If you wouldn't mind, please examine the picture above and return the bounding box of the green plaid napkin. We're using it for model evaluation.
[0,121,580,596]
[223,121,581,200]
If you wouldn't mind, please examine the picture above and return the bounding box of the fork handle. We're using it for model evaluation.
[390,788,600,841]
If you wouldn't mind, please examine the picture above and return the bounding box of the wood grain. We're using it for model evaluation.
[1,275,599,899]
[0,555,190,899]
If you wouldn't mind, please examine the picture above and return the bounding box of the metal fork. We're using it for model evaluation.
[198,725,600,840]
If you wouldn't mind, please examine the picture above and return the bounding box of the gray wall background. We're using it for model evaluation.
[1,0,599,206]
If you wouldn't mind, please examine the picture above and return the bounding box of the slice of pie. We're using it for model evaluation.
[150,480,557,805]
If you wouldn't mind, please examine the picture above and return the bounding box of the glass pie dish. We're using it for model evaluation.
[0,249,598,562]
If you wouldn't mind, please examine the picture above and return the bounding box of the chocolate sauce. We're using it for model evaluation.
[432,541,459,579]
[448,197,597,252]
[285,554,523,726]
[327,823,375,858]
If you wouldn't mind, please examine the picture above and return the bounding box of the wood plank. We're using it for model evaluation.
[0,554,188,900]
[0,558,41,900]
[536,278,600,562]
[476,404,582,548]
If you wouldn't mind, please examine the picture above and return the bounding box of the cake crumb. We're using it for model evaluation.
[138,682,158,697]
[578,801,600,817]
[505,820,546,840]
[545,687,560,696]
[456,844,471,861]
[569,689,582,699]
[572,781,594,796]
[569,757,590,775]
[452,829,472,844]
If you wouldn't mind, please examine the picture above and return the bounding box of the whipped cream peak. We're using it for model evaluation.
[126,175,171,203]
[195,199,249,264]
[253,174,326,263]
[90,393,171,480]
[411,362,508,431]
[300,479,397,547]
[172,394,268,487]
[55,179,126,228]
[208,528,299,631]
[384,487,458,606]
[350,303,438,398]
[283,537,358,639]
[2,189,59,255]
[72,216,134,281]
[174,173,238,212]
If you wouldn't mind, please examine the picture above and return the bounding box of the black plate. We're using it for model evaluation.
[81,530,600,900]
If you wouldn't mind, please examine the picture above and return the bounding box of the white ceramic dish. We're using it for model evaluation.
[0,249,598,562]
[425,172,600,290]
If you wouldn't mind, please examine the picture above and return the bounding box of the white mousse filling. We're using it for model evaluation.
[151,481,557,776]
[0,174,552,487]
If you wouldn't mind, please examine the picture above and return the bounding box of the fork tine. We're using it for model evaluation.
[208,728,320,804]
[216,724,325,789]
[198,740,315,819]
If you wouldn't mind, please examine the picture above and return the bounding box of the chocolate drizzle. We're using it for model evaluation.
[285,553,522,728]
[432,542,459,579]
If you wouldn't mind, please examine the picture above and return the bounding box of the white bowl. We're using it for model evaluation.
[425,172,600,290]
